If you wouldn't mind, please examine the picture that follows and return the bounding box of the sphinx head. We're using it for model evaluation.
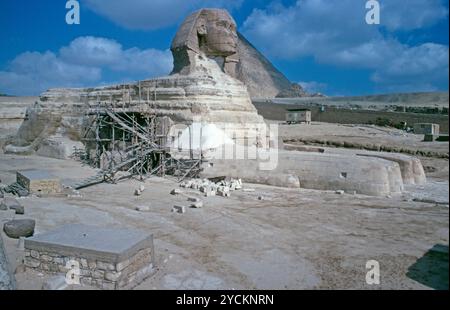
[171,9,239,75]
[196,9,238,56]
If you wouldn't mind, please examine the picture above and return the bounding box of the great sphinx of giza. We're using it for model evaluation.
[5,8,266,158]
[4,9,427,196]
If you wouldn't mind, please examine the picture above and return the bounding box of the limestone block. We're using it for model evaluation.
[172,205,186,214]
[30,250,40,259]
[135,206,150,212]
[96,261,115,271]
[190,201,204,209]
[171,189,183,195]
[24,257,41,268]
[23,225,154,289]
[188,197,201,203]
[1,198,24,214]
[205,190,216,197]
[3,219,35,239]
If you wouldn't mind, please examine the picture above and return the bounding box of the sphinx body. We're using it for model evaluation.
[39,52,264,135]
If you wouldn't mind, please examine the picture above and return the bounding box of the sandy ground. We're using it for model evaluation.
[0,153,448,290]
[277,122,449,158]
[0,121,448,290]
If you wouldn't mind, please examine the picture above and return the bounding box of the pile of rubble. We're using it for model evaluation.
[0,183,29,198]
[179,178,245,198]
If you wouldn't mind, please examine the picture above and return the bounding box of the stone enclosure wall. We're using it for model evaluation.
[24,248,153,290]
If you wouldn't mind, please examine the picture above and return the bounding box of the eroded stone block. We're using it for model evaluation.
[24,224,154,290]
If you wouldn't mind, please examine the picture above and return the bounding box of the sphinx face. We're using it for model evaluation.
[198,11,238,57]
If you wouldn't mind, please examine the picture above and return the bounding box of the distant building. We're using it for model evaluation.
[413,123,440,136]
[286,109,312,125]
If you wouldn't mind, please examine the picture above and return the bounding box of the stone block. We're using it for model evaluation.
[97,261,115,271]
[16,170,61,195]
[24,224,154,290]
[116,259,130,272]
[135,206,150,212]
[25,257,41,268]
[102,282,116,290]
[105,271,122,282]
[205,190,216,197]
[172,205,186,214]
[30,250,40,259]
[1,198,24,214]
[190,201,204,209]
[41,254,53,262]
[3,219,35,239]
[170,189,183,195]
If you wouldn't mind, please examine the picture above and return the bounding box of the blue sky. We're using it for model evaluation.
[0,0,448,96]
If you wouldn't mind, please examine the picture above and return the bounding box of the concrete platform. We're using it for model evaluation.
[25,224,153,263]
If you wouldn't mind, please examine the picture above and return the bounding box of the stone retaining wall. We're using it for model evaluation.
[24,247,153,290]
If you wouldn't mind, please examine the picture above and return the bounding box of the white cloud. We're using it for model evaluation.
[298,81,327,94]
[0,51,101,96]
[0,37,173,96]
[382,0,448,31]
[371,43,449,91]
[242,0,449,92]
[60,37,123,67]
[59,36,173,75]
[83,0,244,30]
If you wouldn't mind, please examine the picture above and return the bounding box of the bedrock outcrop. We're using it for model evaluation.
[200,148,424,196]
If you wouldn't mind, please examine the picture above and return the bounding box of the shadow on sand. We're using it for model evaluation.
[406,244,449,290]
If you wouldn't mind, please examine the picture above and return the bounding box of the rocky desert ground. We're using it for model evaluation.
[1,2,449,295]
[1,119,448,290]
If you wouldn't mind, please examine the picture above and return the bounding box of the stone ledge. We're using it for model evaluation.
[23,224,155,290]
[24,224,153,264]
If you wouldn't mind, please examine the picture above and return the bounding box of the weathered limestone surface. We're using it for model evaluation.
[3,219,35,239]
[0,96,37,134]
[39,55,264,127]
[24,224,154,290]
[357,153,426,185]
[201,149,409,196]
[4,103,85,158]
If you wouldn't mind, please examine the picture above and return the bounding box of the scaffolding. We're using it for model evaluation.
[74,101,202,190]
